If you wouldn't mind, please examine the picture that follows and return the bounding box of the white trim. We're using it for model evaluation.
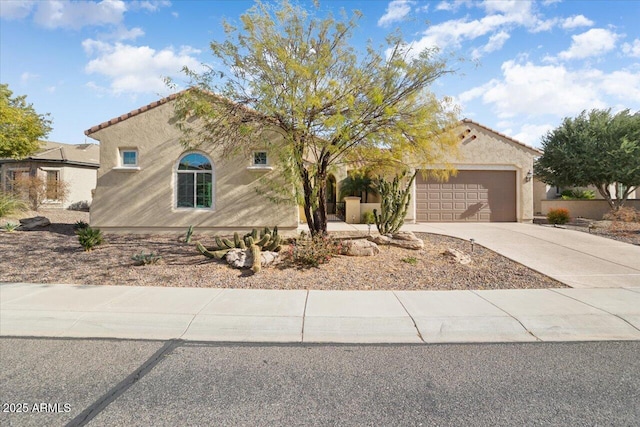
[246,165,274,172]
[112,166,141,172]
[118,148,139,168]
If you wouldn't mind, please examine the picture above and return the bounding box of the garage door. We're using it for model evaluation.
[416,170,516,222]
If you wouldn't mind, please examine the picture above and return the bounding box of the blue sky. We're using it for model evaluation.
[1,0,639,148]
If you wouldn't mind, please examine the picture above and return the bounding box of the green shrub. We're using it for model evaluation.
[560,189,595,200]
[361,211,375,224]
[547,208,570,225]
[0,191,28,218]
[73,220,89,231]
[77,226,103,251]
[2,222,19,232]
[282,233,341,267]
[401,256,418,265]
[131,252,162,266]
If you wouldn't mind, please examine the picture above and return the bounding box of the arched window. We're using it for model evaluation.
[176,153,214,209]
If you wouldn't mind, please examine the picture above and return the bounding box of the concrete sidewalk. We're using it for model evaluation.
[2,283,639,343]
[319,222,640,288]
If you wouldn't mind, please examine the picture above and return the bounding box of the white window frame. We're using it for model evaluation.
[247,150,273,171]
[114,148,140,171]
[174,152,215,211]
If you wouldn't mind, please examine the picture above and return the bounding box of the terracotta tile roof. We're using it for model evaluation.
[461,118,542,154]
[84,91,186,136]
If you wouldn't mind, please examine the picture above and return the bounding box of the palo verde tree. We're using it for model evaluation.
[171,1,459,235]
[535,109,640,210]
[0,83,52,159]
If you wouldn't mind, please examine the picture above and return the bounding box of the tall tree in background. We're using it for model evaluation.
[171,0,459,235]
[0,84,52,159]
[535,109,640,210]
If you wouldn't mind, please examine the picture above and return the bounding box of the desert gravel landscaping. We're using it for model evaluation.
[0,210,567,290]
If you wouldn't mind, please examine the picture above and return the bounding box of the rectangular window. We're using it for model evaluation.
[177,173,194,208]
[5,169,29,193]
[177,172,212,208]
[120,149,138,167]
[253,151,267,166]
[45,170,60,200]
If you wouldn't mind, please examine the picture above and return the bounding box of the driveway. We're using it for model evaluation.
[400,222,640,288]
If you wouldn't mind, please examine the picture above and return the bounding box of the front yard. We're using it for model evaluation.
[0,210,565,290]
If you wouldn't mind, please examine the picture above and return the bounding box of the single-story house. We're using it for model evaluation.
[85,94,540,233]
[0,141,99,209]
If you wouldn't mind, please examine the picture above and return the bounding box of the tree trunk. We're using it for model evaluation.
[300,167,328,236]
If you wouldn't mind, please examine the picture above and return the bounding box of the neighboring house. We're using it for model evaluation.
[86,94,540,233]
[0,141,99,209]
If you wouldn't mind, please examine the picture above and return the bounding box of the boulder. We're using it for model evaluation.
[443,248,471,265]
[18,216,51,230]
[340,239,380,257]
[225,248,280,269]
[369,231,424,250]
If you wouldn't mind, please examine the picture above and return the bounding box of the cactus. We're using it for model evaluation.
[196,241,231,259]
[197,227,282,261]
[251,244,261,273]
[185,225,194,243]
[373,171,416,235]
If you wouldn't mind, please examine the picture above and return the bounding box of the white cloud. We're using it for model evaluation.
[83,40,202,95]
[20,72,38,84]
[0,1,36,19]
[472,30,510,59]
[108,26,145,41]
[561,14,594,29]
[130,1,171,12]
[557,28,619,60]
[405,1,547,54]
[513,123,555,146]
[33,0,127,30]
[459,60,618,119]
[378,0,414,27]
[2,0,170,30]
[622,39,640,58]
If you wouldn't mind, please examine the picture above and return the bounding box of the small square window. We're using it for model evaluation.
[120,149,138,167]
[253,151,267,166]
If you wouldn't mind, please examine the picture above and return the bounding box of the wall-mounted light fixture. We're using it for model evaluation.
[525,170,533,182]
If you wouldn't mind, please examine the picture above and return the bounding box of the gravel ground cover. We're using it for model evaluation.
[534,217,640,246]
[0,210,565,290]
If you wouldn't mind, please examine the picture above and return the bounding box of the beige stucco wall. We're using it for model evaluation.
[58,165,96,208]
[409,122,538,223]
[89,101,298,233]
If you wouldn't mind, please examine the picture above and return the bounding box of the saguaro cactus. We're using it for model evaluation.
[373,171,416,235]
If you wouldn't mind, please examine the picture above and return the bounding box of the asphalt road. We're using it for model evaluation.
[1,338,639,426]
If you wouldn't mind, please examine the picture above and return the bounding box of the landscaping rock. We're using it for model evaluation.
[443,248,471,265]
[225,248,280,269]
[340,239,380,257]
[18,216,51,230]
[369,231,424,250]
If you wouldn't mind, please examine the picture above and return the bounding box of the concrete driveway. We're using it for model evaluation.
[401,222,640,288]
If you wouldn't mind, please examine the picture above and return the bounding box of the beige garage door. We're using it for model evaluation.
[416,170,516,222]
